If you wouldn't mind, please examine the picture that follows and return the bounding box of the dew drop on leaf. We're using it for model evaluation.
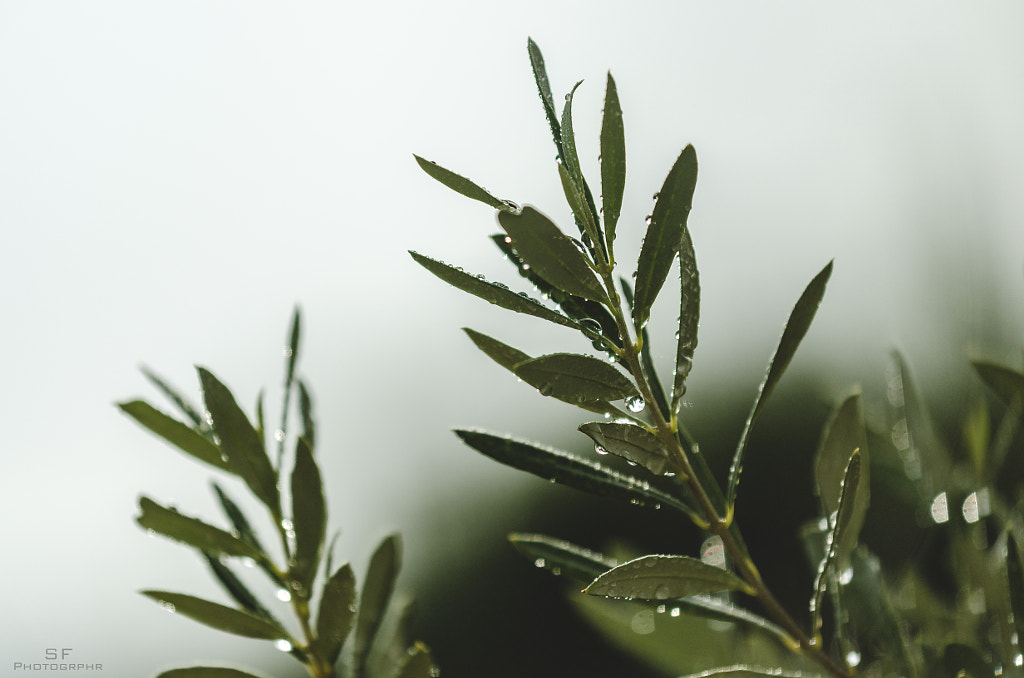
[275,639,293,652]
[625,395,645,413]
[534,558,546,568]
[276,589,292,602]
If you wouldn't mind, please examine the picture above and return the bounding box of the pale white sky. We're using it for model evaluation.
[2,2,1023,675]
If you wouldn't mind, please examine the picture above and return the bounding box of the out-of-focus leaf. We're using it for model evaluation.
[371,594,424,678]
[508,533,618,583]
[621,277,669,417]
[585,555,754,600]
[142,590,291,641]
[498,206,608,304]
[942,643,993,678]
[632,145,698,330]
[962,399,990,480]
[814,392,869,567]
[157,668,268,678]
[316,563,357,666]
[203,553,278,624]
[277,307,301,464]
[1007,535,1024,653]
[413,155,513,211]
[671,227,700,416]
[395,642,436,678]
[514,353,638,404]
[211,483,268,559]
[889,352,952,496]
[137,496,262,561]
[291,436,325,595]
[354,534,402,677]
[140,365,209,432]
[578,421,670,476]
[119,401,230,472]
[409,251,576,329]
[727,261,833,508]
[254,389,266,444]
[973,360,1024,411]
[198,368,280,516]
[559,81,602,250]
[600,72,625,252]
[677,667,824,678]
[455,429,701,522]
[297,379,315,447]
[527,38,563,159]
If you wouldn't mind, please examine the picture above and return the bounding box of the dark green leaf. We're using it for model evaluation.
[600,72,625,252]
[211,484,270,564]
[497,206,608,304]
[508,533,618,583]
[671,597,795,649]
[297,379,315,447]
[141,590,290,641]
[255,389,266,444]
[198,367,280,516]
[413,155,513,211]
[942,643,993,678]
[395,642,436,678]
[727,260,833,508]
[157,668,268,678]
[671,226,700,416]
[140,365,209,432]
[410,251,576,329]
[514,353,637,403]
[578,421,670,476]
[118,400,230,472]
[1007,535,1024,654]
[559,81,603,251]
[316,563,357,665]
[973,360,1024,410]
[203,553,278,624]
[455,429,701,521]
[291,436,325,595]
[527,38,563,159]
[137,496,263,561]
[354,534,402,677]
[584,554,754,600]
[558,160,599,249]
[632,145,698,330]
[277,307,301,465]
[677,668,824,678]
[621,277,670,418]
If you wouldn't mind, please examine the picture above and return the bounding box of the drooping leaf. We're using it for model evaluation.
[508,533,618,583]
[973,360,1024,411]
[140,365,209,432]
[727,260,833,508]
[559,80,603,251]
[297,379,315,447]
[413,154,515,212]
[395,642,437,678]
[202,553,278,625]
[1006,535,1024,654]
[354,534,402,678]
[578,421,671,476]
[316,563,357,666]
[455,429,701,521]
[119,400,230,472]
[409,251,576,329]
[198,367,280,516]
[584,554,754,600]
[137,496,263,561]
[141,590,290,641]
[290,436,325,595]
[600,72,625,252]
[632,145,698,330]
[621,277,670,418]
[527,38,563,159]
[513,353,638,403]
[671,226,700,416]
[497,206,608,304]
[157,668,268,678]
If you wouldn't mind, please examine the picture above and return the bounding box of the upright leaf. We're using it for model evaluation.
[600,72,625,252]
[354,534,402,678]
[316,563,357,666]
[632,145,698,330]
[513,352,638,403]
[199,367,280,516]
[558,161,600,250]
[621,277,670,417]
[972,360,1024,410]
[291,436,325,595]
[584,554,754,600]
[527,37,563,158]
[559,80,603,251]
[889,352,952,496]
[395,642,436,678]
[413,155,514,211]
[140,365,208,431]
[578,421,671,476]
[119,401,230,472]
[211,483,269,560]
[727,260,833,508]
[297,379,316,448]
[141,590,291,641]
[277,306,301,464]
[671,226,700,416]
[137,496,263,561]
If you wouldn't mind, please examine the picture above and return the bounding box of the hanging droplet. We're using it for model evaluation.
[625,395,645,413]
[276,589,292,602]
[275,639,293,652]
[595,445,609,456]
[534,558,546,568]
[579,318,602,335]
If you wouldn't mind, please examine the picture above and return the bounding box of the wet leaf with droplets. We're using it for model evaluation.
[527,37,564,161]
[600,72,625,253]
[354,534,402,678]
[290,436,325,596]
[119,400,231,472]
[157,668,269,678]
[141,590,292,641]
[513,353,638,403]
[621,277,670,417]
[559,80,603,252]
[316,563,357,665]
[671,226,700,417]
[509,533,618,583]
[584,554,754,600]
[137,496,263,561]
[578,421,671,476]
[414,155,514,211]
[558,160,600,251]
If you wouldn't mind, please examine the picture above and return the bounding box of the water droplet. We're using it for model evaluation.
[241,557,256,568]
[502,200,521,212]
[282,347,293,358]
[656,604,666,614]
[652,192,660,200]
[630,609,656,634]
[595,445,609,455]
[701,536,726,568]
[1015,654,1023,668]
[625,395,645,413]
[579,318,602,335]
[930,492,949,524]
[534,558,546,568]
[839,567,854,585]
[429,667,442,677]
[538,384,554,397]
[276,589,292,602]
[493,282,509,290]
[670,607,681,617]
[274,429,285,442]
[845,650,861,667]
[275,639,293,652]
[551,566,562,576]
[654,584,671,600]
[161,601,176,613]
[503,236,512,244]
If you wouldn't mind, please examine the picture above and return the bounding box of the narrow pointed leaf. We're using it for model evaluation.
[514,353,637,403]
[727,260,833,507]
[1007,535,1024,652]
[211,484,269,561]
[199,367,280,515]
[890,352,952,495]
[141,590,290,641]
[410,251,576,329]
[559,80,603,250]
[632,145,698,330]
[585,554,754,600]
[316,563,357,665]
[354,534,402,677]
[578,422,670,476]
[255,389,266,443]
[157,669,268,678]
[498,206,607,304]
[119,401,230,471]
[395,642,436,678]
[455,429,701,521]
[508,533,618,583]
[297,379,315,447]
[558,160,600,249]
[677,667,824,678]
[413,155,513,211]
[277,307,301,464]
[621,277,670,417]
[140,366,209,431]
[291,436,325,595]
[137,496,263,561]
[600,72,625,250]
[203,553,278,624]
[972,360,1024,410]
[527,38,563,158]
[671,596,796,648]
[671,226,700,416]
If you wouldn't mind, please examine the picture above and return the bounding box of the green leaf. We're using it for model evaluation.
[632,145,698,330]
[527,38,563,159]
[600,72,625,252]
[137,496,263,561]
[727,260,833,508]
[584,554,754,600]
[211,484,272,567]
[202,553,278,625]
[157,668,268,678]
[316,563,357,665]
[973,360,1024,410]
[513,353,638,403]
[559,80,603,251]
[395,642,436,678]
[410,251,577,330]
[141,590,290,641]
[277,307,301,464]
[455,429,701,521]
[198,367,280,516]
[558,160,599,250]
[291,436,325,596]
[140,365,209,432]
[621,277,670,418]
[889,352,953,495]
[497,206,608,304]
[578,422,670,476]
[1006,535,1024,655]
[413,155,513,211]
[508,533,618,583]
[671,226,700,416]
[677,667,824,678]
[354,534,402,678]
[297,379,316,447]
[118,400,230,472]
[942,643,993,678]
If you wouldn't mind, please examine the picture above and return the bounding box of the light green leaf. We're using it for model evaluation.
[141,590,290,641]
[410,251,576,329]
[395,642,436,678]
[119,400,230,472]
[513,353,638,403]
[413,155,513,211]
[600,72,625,252]
[527,38,563,158]
[157,668,268,678]
[632,145,698,330]
[671,226,700,416]
[354,534,402,677]
[973,360,1024,410]
[727,260,833,508]
[578,422,670,476]
[585,554,754,600]
[137,496,263,561]
[291,436,325,595]
[316,563,357,665]
[508,533,618,583]
[497,206,608,304]
[198,367,280,516]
